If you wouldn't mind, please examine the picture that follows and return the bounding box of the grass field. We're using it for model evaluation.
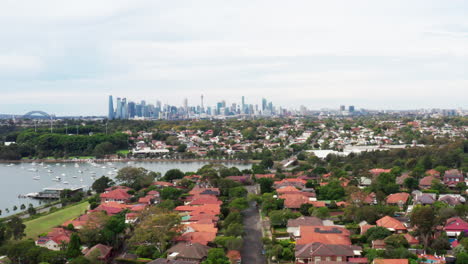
[24,202,89,239]
[116,149,130,155]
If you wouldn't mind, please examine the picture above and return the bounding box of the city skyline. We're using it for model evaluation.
[107,94,283,120]
[1,1,468,115]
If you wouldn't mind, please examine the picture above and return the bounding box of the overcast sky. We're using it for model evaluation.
[1,0,467,115]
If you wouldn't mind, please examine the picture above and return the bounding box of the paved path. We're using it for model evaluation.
[241,185,266,264]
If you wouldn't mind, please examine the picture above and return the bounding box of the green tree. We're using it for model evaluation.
[91,176,114,193]
[163,169,185,181]
[225,223,244,237]
[129,209,182,256]
[371,172,399,195]
[69,256,91,264]
[223,212,242,228]
[66,233,82,258]
[228,198,249,211]
[384,234,409,249]
[365,226,392,243]
[177,144,187,153]
[93,142,116,158]
[228,186,247,199]
[160,187,184,200]
[115,167,155,190]
[260,158,274,169]
[7,216,25,240]
[457,252,468,264]
[0,221,11,245]
[404,177,418,190]
[258,178,274,194]
[411,206,438,249]
[202,248,230,264]
[312,207,330,219]
[318,180,345,200]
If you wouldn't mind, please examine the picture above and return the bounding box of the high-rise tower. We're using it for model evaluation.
[241,96,245,114]
[108,95,114,120]
[201,94,204,113]
[115,97,122,119]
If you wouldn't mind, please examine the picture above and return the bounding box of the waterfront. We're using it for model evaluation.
[0,161,250,217]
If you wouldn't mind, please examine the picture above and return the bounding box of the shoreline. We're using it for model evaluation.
[0,157,255,164]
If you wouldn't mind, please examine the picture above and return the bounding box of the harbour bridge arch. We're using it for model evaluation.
[23,110,53,119]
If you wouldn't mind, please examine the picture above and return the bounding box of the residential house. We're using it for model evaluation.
[166,242,210,262]
[84,244,113,262]
[100,188,132,204]
[425,169,441,178]
[369,168,391,177]
[296,226,351,245]
[148,259,197,264]
[359,221,376,235]
[413,193,436,205]
[372,239,386,250]
[254,174,276,180]
[404,233,419,246]
[419,176,435,189]
[35,228,71,251]
[444,217,468,237]
[274,178,307,189]
[439,194,466,206]
[152,181,175,188]
[226,250,241,264]
[396,173,410,187]
[385,193,410,209]
[287,216,323,238]
[443,169,464,188]
[372,259,408,264]
[280,193,315,209]
[295,242,362,263]
[376,216,407,233]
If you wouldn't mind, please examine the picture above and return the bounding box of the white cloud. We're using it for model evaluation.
[0,54,43,73]
[0,0,467,114]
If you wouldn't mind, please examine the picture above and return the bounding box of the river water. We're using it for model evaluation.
[0,161,250,217]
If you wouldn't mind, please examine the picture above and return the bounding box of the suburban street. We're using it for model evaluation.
[241,185,266,264]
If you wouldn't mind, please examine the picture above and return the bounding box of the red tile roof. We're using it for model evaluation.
[280,193,311,209]
[373,259,408,264]
[369,168,391,175]
[100,188,132,200]
[254,174,276,179]
[445,217,468,232]
[176,231,217,245]
[297,226,351,245]
[376,216,407,231]
[276,186,300,194]
[152,181,174,187]
[227,250,241,262]
[386,192,410,204]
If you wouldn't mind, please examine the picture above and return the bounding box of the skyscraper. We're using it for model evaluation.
[108,95,114,120]
[340,105,346,111]
[349,105,355,112]
[262,98,267,111]
[115,97,122,119]
[128,101,136,118]
[183,98,188,113]
[201,94,204,113]
[241,96,245,114]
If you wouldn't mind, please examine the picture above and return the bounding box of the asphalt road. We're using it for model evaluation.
[241,186,266,264]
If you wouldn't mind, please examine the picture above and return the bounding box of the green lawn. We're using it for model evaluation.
[116,149,130,155]
[24,202,89,239]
